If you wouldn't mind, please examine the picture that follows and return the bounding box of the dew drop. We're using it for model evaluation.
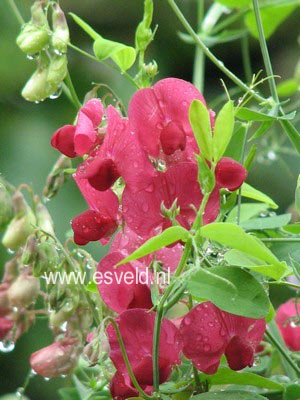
[60,321,67,332]
[184,316,191,325]
[60,374,67,378]
[203,344,211,352]
[145,183,154,193]
[49,85,63,100]
[208,322,214,328]
[44,377,50,381]
[7,248,15,255]
[26,53,39,60]
[133,161,139,168]
[142,203,149,213]
[290,320,298,328]
[0,340,15,353]
[15,387,25,398]
[267,150,277,161]
[54,49,63,56]
[31,368,37,376]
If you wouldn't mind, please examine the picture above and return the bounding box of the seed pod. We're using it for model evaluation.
[51,3,69,54]
[8,272,40,309]
[35,199,55,236]
[30,337,80,378]
[47,54,68,87]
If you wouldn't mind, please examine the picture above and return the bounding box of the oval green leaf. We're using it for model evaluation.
[213,100,234,162]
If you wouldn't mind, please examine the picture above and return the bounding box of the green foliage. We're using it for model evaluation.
[213,100,234,162]
[189,100,213,161]
[117,226,189,265]
[240,183,278,209]
[191,390,267,399]
[188,266,270,318]
[236,107,296,122]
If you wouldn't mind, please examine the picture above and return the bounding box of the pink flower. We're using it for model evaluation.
[128,77,212,161]
[51,98,104,157]
[76,106,154,192]
[71,174,119,245]
[107,309,181,397]
[30,337,80,378]
[276,298,300,351]
[110,226,183,273]
[97,252,153,313]
[123,162,220,236]
[215,157,247,191]
[178,302,266,374]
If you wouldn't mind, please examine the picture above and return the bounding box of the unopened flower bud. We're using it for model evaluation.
[0,182,14,231]
[47,54,68,87]
[34,241,59,277]
[0,317,14,340]
[35,199,55,236]
[51,3,69,55]
[83,330,109,364]
[21,65,51,103]
[3,258,19,284]
[8,272,40,308]
[30,337,80,378]
[143,61,158,79]
[22,234,38,265]
[2,199,36,251]
[16,1,50,55]
[43,155,72,200]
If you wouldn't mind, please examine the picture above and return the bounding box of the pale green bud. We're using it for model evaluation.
[16,23,49,55]
[0,181,14,231]
[51,3,69,55]
[35,199,55,236]
[47,54,68,87]
[8,272,40,308]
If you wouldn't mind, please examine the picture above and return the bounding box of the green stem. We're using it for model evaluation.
[8,0,24,25]
[106,317,153,400]
[241,31,252,83]
[68,42,139,89]
[152,307,163,393]
[193,0,205,92]
[64,71,82,109]
[252,0,279,106]
[265,328,300,376]
[167,0,266,104]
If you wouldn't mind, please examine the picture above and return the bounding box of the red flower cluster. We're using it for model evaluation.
[50,78,261,398]
[276,298,300,351]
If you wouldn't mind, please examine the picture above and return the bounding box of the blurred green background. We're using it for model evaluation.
[1,0,300,398]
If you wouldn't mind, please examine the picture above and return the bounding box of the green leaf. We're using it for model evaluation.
[241,213,291,231]
[226,203,269,223]
[188,266,269,318]
[187,267,237,305]
[85,280,98,293]
[192,390,267,399]
[245,3,297,39]
[189,99,213,161]
[117,226,189,265]
[93,37,136,71]
[224,249,289,280]
[59,388,81,400]
[69,13,99,40]
[224,123,247,162]
[69,12,136,71]
[200,222,280,266]
[195,154,215,194]
[277,79,299,97]
[201,367,284,391]
[236,107,296,121]
[280,119,300,154]
[213,100,235,162]
[241,183,278,209]
[250,121,273,140]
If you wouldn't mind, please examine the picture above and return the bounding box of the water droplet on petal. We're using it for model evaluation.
[184,316,191,325]
[145,184,154,193]
[203,344,211,352]
[142,203,149,212]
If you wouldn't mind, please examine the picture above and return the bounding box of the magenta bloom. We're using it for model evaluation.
[123,162,220,236]
[110,226,183,272]
[178,302,266,374]
[51,98,104,157]
[215,157,247,191]
[30,338,79,378]
[97,252,153,313]
[128,77,210,161]
[71,175,119,245]
[107,309,181,398]
[276,298,300,351]
[76,106,154,192]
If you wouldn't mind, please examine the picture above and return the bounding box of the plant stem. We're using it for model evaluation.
[106,317,153,400]
[241,31,252,83]
[193,0,205,92]
[8,0,24,25]
[265,328,300,376]
[261,238,300,242]
[64,71,82,109]
[252,0,279,106]
[152,307,163,393]
[167,0,266,104]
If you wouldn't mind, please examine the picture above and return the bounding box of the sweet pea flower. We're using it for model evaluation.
[178,302,266,374]
[128,77,213,163]
[97,251,153,313]
[71,174,119,245]
[107,309,181,398]
[51,98,104,157]
[123,162,220,237]
[276,298,300,351]
[215,157,247,191]
[76,106,154,192]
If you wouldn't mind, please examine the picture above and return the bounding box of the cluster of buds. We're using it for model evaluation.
[0,256,39,347]
[16,1,69,102]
